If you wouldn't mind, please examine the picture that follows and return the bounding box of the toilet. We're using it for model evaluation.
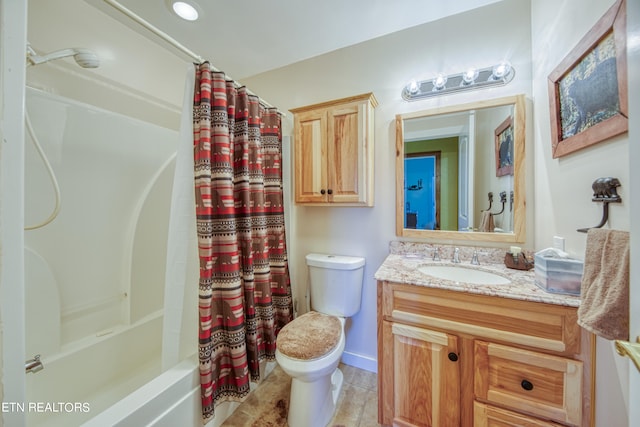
[275,253,365,427]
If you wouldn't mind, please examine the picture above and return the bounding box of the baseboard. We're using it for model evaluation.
[341,351,377,373]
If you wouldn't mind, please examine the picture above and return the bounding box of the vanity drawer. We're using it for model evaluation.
[474,341,582,426]
[474,402,565,426]
[381,282,581,355]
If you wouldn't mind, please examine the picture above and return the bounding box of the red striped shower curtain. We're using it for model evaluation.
[193,62,293,422]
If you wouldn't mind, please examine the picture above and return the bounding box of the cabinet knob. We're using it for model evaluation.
[320,189,326,195]
[521,379,534,391]
[447,352,458,362]
[327,188,333,195]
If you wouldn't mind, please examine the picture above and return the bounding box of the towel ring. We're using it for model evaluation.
[577,177,621,233]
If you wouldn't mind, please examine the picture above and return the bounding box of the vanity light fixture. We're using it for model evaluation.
[402,61,515,101]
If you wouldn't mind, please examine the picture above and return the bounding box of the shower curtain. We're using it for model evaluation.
[193,62,293,422]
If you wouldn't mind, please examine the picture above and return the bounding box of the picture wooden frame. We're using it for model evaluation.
[547,0,627,159]
[495,116,514,177]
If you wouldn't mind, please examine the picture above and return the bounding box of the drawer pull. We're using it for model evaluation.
[520,379,534,391]
[448,352,458,362]
[320,189,326,195]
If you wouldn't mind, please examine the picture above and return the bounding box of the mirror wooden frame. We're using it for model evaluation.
[395,94,526,243]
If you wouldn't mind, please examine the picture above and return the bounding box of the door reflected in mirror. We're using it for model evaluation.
[396,95,526,243]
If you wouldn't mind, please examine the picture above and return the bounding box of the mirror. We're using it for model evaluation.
[396,94,526,243]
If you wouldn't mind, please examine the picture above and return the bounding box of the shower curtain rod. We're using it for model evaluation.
[101,0,284,115]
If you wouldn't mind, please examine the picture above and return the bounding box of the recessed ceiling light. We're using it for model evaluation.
[172,1,199,21]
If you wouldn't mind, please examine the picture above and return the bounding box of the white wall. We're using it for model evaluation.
[531,0,629,425]
[245,0,533,371]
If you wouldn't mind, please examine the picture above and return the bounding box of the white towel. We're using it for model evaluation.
[577,228,629,341]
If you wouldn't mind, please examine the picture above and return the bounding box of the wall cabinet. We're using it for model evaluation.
[377,282,594,427]
[291,93,377,206]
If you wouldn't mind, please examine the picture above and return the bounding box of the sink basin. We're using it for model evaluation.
[418,265,511,285]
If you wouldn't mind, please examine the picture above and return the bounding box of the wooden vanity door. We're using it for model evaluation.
[384,322,460,427]
[474,341,583,426]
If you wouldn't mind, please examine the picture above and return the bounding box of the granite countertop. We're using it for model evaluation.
[375,245,582,308]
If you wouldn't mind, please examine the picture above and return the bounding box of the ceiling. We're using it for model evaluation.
[86,0,503,81]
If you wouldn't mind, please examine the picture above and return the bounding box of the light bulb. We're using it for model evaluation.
[172,1,199,21]
[432,74,448,90]
[407,79,419,94]
[462,68,479,84]
[491,61,512,80]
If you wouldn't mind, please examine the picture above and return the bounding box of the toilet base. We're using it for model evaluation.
[287,367,344,427]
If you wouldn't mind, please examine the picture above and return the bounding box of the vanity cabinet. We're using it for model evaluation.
[291,93,377,206]
[377,282,594,427]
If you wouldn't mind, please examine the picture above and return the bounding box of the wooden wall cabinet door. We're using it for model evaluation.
[380,321,461,427]
[292,93,377,206]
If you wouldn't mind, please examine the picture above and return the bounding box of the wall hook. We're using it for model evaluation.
[490,191,507,216]
[577,177,621,233]
[482,192,493,212]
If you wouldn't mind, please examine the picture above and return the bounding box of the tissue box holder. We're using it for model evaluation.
[534,251,583,295]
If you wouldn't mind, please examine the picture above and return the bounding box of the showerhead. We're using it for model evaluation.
[27,44,100,69]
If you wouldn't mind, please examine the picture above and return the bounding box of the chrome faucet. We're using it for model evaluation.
[471,249,480,265]
[432,247,441,261]
[25,354,44,374]
[452,248,461,263]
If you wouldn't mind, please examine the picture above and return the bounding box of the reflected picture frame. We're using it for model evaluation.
[495,116,514,177]
[547,0,627,159]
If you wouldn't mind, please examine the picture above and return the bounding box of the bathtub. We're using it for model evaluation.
[81,357,277,427]
[26,311,163,427]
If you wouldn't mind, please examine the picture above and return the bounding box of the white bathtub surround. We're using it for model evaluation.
[23,88,178,427]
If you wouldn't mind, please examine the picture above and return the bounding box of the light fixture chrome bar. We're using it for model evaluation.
[100,0,284,115]
[402,63,515,101]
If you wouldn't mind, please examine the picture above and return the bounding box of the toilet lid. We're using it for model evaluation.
[277,311,341,360]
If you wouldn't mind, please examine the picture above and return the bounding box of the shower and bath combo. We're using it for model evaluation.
[23,44,100,375]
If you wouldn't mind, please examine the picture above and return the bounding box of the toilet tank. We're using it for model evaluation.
[306,253,366,317]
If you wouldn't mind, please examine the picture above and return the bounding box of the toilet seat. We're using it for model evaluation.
[277,311,342,360]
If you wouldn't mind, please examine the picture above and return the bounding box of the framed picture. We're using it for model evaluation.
[495,116,513,177]
[547,0,627,158]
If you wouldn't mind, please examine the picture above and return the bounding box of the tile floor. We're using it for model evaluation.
[222,363,380,427]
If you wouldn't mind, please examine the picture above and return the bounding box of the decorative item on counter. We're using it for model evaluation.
[504,246,534,271]
[534,248,584,295]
